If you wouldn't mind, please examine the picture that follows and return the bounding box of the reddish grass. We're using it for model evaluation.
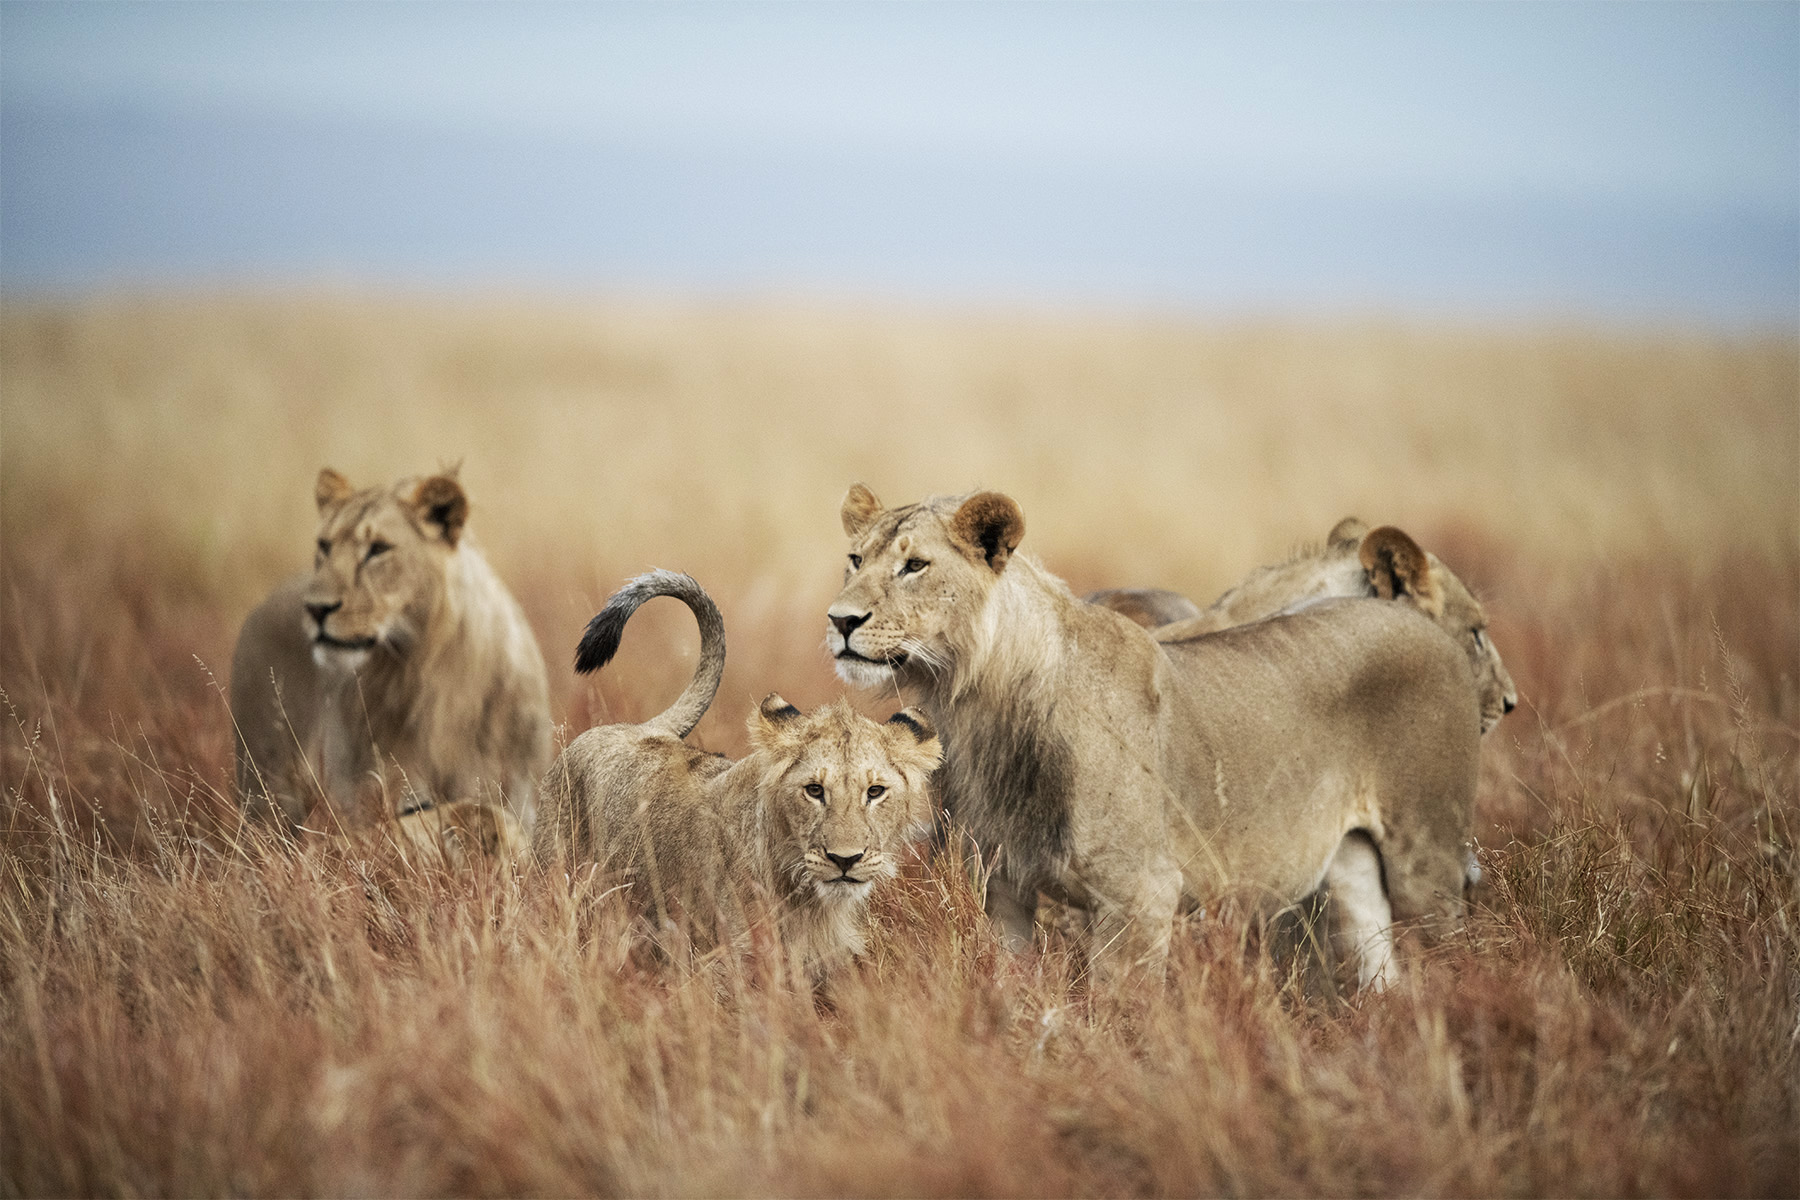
[2,523,1794,1198]
[1,302,1795,1196]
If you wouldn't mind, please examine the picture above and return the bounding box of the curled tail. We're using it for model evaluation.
[575,569,725,739]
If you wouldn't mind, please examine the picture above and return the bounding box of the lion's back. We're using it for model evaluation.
[533,725,730,870]
[1166,598,1475,743]
[1153,543,1369,639]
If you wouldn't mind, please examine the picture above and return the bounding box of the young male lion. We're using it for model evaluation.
[826,486,1481,985]
[1087,517,1518,734]
[229,468,552,836]
[534,570,942,978]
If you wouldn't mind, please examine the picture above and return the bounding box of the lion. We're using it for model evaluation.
[229,468,552,840]
[391,799,529,869]
[1088,517,1518,734]
[826,486,1481,986]
[534,570,942,978]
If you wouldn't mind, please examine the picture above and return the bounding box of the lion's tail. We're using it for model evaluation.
[574,569,725,740]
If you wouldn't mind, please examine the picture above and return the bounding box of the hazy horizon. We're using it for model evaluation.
[4,2,1795,326]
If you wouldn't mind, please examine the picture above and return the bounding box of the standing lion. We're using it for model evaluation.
[825,485,1481,985]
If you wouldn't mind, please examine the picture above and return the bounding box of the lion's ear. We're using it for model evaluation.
[1328,516,1369,548]
[748,692,804,749]
[841,484,884,538]
[316,468,354,513]
[886,707,941,835]
[1359,526,1443,618]
[885,707,942,768]
[411,474,469,546]
[949,491,1025,573]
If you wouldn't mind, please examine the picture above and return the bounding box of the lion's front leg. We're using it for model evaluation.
[1084,858,1182,981]
[983,873,1038,953]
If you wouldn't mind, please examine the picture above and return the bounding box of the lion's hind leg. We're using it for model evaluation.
[1324,830,1397,992]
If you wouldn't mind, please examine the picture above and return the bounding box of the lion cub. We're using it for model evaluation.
[534,570,941,978]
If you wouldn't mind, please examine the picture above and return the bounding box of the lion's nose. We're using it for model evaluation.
[830,612,869,641]
[305,600,342,626]
[1502,694,1517,715]
[825,850,864,874]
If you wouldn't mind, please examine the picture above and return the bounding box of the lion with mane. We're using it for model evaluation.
[826,486,1481,985]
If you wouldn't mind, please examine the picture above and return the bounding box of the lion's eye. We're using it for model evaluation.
[365,540,393,561]
[848,554,863,571]
[902,558,928,575]
[1472,628,1486,650]
[866,785,886,802]
[316,539,331,557]
[804,782,825,801]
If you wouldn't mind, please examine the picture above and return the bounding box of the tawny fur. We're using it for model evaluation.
[827,486,1481,980]
[299,800,528,876]
[229,468,552,835]
[1081,587,1201,628]
[391,800,529,870]
[1090,516,1518,734]
[535,571,941,979]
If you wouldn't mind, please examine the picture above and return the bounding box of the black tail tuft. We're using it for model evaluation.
[568,569,725,739]
[574,599,634,675]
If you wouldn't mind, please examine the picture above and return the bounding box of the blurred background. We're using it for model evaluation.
[4,1,1796,325]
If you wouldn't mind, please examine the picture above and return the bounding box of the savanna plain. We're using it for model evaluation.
[2,297,1796,1197]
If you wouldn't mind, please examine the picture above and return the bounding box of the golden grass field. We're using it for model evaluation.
[2,295,1796,1196]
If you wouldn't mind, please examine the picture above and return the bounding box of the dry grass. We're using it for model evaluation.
[1,295,1796,1196]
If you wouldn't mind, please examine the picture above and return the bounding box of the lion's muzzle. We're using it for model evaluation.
[826,607,908,667]
[824,849,864,880]
[826,606,872,659]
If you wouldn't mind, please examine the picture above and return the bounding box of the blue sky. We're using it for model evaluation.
[3,2,1796,324]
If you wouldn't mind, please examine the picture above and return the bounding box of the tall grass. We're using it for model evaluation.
[2,297,1795,1195]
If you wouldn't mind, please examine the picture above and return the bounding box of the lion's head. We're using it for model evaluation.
[1357,524,1518,733]
[747,693,942,905]
[303,467,469,672]
[825,484,1026,690]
